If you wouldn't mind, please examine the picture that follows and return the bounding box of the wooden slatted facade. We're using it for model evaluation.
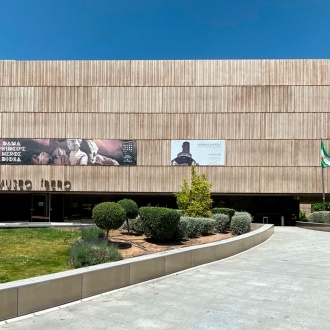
[0,59,329,221]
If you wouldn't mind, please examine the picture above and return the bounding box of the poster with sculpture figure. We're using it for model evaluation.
[0,139,137,165]
[171,140,225,166]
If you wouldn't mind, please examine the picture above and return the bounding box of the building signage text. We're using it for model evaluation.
[0,179,72,191]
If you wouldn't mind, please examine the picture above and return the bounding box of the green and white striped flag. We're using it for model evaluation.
[321,140,330,168]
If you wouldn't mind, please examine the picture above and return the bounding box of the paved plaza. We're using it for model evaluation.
[1,227,330,330]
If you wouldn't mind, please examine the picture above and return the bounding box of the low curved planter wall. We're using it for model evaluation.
[0,223,274,321]
[296,221,330,232]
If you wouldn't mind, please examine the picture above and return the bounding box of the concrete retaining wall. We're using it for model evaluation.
[0,224,274,321]
[296,221,330,232]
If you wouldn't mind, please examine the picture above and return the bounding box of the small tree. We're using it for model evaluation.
[174,166,213,218]
[117,198,139,234]
[92,202,126,242]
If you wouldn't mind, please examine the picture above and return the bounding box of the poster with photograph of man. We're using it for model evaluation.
[171,140,225,166]
[0,139,137,166]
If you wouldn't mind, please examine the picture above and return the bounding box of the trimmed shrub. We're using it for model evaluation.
[200,218,216,235]
[120,216,144,235]
[211,208,235,219]
[212,213,231,233]
[307,211,330,223]
[180,217,203,238]
[80,226,105,240]
[92,202,126,238]
[174,218,189,240]
[69,240,122,268]
[117,199,139,219]
[117,198,139,233]
[139,206,180,241]
[231,212,252,235]
[179,217,216,238]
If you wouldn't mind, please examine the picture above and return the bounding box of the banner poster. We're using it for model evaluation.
[171,140,225,166]
[0,139,137,166]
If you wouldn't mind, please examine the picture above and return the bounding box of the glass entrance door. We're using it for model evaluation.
[31,194,49,221]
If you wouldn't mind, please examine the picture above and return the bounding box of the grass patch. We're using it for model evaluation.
[0,228,80,283]
[80,226,105,240]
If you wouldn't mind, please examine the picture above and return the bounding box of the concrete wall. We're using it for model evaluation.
[0,224,273,321]
[296,221,330,232]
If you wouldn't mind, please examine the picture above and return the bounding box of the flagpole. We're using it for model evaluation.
[322,163,326,211]
[321,139,326,211]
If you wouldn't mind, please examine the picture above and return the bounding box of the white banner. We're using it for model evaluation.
[171,140,225,166]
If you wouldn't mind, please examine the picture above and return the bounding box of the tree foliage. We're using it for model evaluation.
[174,166,213,217]
[117,198,139,234]
[92,202,126,240]
[117,198,138,219]
[311,202,330,212]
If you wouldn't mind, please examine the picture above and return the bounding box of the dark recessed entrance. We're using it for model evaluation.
[0,193,300,225]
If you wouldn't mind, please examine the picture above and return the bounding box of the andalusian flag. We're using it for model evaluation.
[321,141,330,168]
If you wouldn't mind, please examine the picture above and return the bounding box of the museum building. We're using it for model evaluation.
[0,59,329,225]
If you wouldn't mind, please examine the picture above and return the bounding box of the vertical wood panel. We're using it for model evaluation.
[74,61,131,86]
[226,140,294,167]
[228,87,270,113]
[15,61,75,86]
[262,113,326,140]
[303,59,330,85]
[2,112,327,141]
[0,61,16,86]
[131,60,196,86]
[269,86,293,113]
[268,60,305,85]
[195,60,269,86]
[292,140,320,167]
[131,60,163,86]
[138,140,170,166]
[1,59,330,87]
[203,167,260,193]
[292,86,330,113]
[260,167,320,193]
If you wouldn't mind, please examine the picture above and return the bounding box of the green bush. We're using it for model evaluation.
[299,210,307,222]
[174,218,189,240]
[80,226,105,240]
[117,199,139,219]
[120,216,144,235]
[199,218,216,235]
[176,209,185,217]
[69,240,122,268]
[139,206,180,241]
[311,202,330,212]
[307,211,330,223]
[211,208,235,219]
[231,212,252,235]
[211,213,231,233]
[179,217,216,238]
[92,202,126,237]
[179,217,203,238]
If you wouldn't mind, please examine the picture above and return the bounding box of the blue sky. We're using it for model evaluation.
[0,0,329,60]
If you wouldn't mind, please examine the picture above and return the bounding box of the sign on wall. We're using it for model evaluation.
[171,140,225,166]
[0,139,137,166]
